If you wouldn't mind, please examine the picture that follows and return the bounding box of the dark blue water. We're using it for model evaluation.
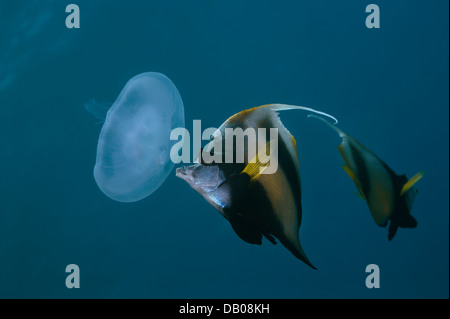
[0,0,448,298]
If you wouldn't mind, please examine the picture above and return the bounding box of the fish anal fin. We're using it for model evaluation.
[279,236,317,270]
[400,171,425,196]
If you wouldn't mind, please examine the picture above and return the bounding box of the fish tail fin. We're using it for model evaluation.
[388,214,417,241]
[401,214,418,228]
[260,104,338,124]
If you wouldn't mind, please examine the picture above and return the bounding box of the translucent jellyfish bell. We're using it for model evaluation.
[90,72,185,202]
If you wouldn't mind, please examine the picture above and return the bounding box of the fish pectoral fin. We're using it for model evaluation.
[229,215,263,245]
[400,171,425,196]
[342,164,366,199]
[241,140,273,183]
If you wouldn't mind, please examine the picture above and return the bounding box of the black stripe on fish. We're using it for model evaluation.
[256,116,303,219]
[349,143,371,200]
[222,173,280,245]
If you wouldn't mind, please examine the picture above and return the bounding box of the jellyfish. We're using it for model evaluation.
[87,72,185,202]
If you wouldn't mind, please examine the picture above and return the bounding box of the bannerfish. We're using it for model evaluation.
[176,104,337,268]
[310,115,424,241]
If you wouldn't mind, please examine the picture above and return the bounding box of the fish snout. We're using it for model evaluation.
[175,166,189,179]
[175,165,198,185]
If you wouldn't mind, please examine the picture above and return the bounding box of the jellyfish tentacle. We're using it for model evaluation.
[84,99,112,122]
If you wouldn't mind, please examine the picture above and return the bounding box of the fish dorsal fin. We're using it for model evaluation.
[226,104,338,133]
[400,171,425,196]
[290,135,299,160]
[263,104,338,124]
[308,114,344,137]
[241,140,273,182]
[342,164,366,199]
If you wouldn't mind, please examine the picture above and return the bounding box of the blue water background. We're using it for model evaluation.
[0,0,448,298]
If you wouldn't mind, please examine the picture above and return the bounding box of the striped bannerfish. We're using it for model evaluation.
[176,104,337,269]
[310,115,424,241]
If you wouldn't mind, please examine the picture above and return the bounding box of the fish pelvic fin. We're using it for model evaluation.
[400,171,425,196]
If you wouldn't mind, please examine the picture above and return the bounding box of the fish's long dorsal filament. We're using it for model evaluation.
[307,114,345,137]
[264,104,338,124]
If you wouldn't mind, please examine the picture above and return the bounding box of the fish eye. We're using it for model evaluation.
[210,134,214,141]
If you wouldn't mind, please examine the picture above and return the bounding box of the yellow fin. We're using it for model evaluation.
[241,141,272,182]
[400,171,425,196]
[342,164,366,199]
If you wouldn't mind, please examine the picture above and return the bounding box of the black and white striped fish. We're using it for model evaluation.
[311,115,424,241]
[176,104,337,269]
